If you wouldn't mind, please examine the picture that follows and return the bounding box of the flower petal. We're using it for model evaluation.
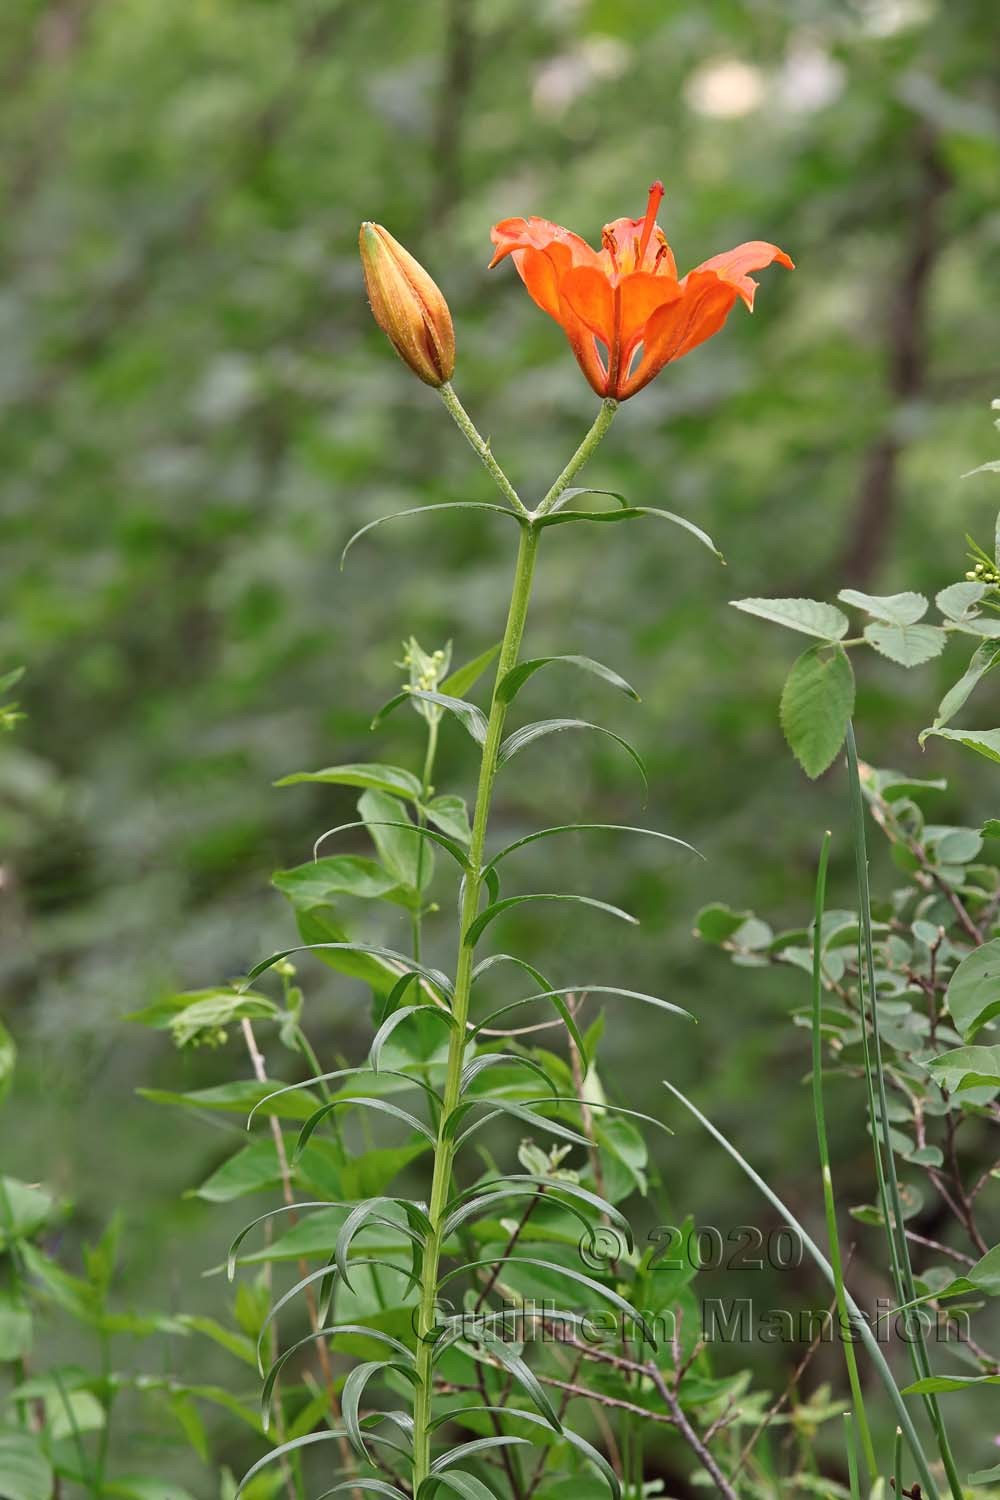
[559,266,616,348]
[618,271,682,352]
[559,313,611,398]
[688,241,794,310]
[511,246,563,320]
[621,271,737,398]
[489,216,599,270]
[602,217,677,279]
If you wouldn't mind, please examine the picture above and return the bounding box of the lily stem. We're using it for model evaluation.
[439,382,530,516]
[411,518,539,1490]
[411,397,618,1492]
[537,398,618,515]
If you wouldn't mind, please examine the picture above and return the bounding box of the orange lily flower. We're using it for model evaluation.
[489,182,792,400]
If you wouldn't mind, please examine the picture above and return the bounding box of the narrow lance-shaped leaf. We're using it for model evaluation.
[313,819,469,870]
[242,942,453,999]
[261,1326,413,1431]
[428,1405,620,1500]
[464,1333,563,1430]
[464,892,637,948]
[369,1004,454,1073]
[274,762,422,799]
[485,821,700,873]
[341,503,521,568]
[471,984,694,1037]
[497,654,639,705]
[438,642,501,699]
[296,1095,437,1154]
[342,1360,418,1461]
[459,1052,558,1094]
[437,1256,659,1347]
[538,504,722,559]
[445,1175,633,1245]
[497,718,647,796]
[373,689,488,745]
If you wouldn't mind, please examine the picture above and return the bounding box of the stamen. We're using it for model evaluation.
[638,180,665,262]
[601,227,619,274]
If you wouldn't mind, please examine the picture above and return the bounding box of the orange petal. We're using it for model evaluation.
[621,272,737,398]
[489,216,599,270]
[618,271,682,352]
[559,265,616,348]
[689,241,794,310]
[560,312,611,398]
[512,246,562,320]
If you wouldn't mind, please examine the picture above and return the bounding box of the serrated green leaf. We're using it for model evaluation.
[732,597,849,640]
[779,644,854,778]
[838,589,928,624]
[927,1046,1000,1093]
[936,581,987,621]
[275,763,422,799]
[864,622,947,666]
[0,1434,53,1500]
[944,938,1000,1040]
[923,642,1000,739]
[924,726,1000,765]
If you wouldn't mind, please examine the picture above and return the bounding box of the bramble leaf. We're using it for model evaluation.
[779,644,855,778]
[731,597,849,640]
[864,622,947,666]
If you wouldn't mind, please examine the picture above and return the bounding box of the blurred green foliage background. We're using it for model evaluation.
[3,0,1000,1483]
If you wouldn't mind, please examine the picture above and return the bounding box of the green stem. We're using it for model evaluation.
[411,398,618,1489]
[810,830,878,1479]
[537,399,618,514]
[412,716,439,964]
[411,520,540,1489]
[844,1414,861,1500]
[845,723,964,1500]
[662,1078,941,1500]
[439,383,530,516]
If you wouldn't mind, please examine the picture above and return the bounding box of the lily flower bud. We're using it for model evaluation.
[359,223,455,387]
